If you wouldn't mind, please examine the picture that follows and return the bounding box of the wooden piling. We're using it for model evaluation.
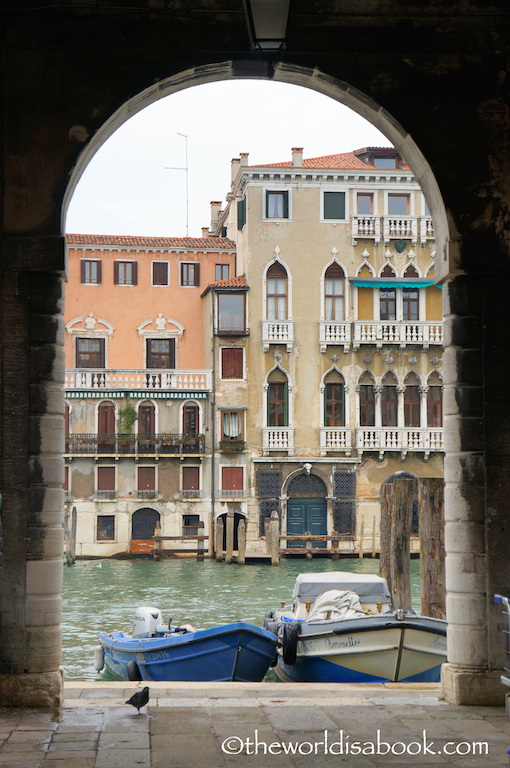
[419,477,446,619]
[358,517,365,558]
[379,483,393,597]
[225,510,234,564]
[197,520,205,561]
[331,531,340,560]
[390,478,414,609]
[215,516,224,562]
[237,517,246,565]
[269,510,280,566]
[371,517,377,558]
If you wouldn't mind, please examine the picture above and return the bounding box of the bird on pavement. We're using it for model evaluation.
[125,686,150,714]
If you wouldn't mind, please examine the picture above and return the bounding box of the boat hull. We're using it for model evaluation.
[99,622,278,682]
[275,615,447,684]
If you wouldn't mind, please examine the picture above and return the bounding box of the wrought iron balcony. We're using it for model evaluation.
[65,433,206,456]
[219,440,246,453]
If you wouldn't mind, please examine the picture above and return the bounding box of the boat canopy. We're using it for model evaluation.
[292,572,391,604]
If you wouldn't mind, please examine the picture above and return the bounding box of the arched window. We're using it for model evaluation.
[404,373,421,427]
[427,373,443,427]
[98,401,115,435]
[267,369,288,427]
[379,264,396,320]
[381,373,398,427]
[138,401,155,435]
[266,262,288,320]
[403,264,420,321]
[324,263,345,321]
[359,374,375,427]
[183,403,199,435]
[324,371,345,427]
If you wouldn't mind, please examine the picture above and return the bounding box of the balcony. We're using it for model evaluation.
[351,215,433,246]
[219,440,247,453]
[319,427,352,455]
[261,320,294,352]
[136,489,159,500]
[356,427,443,459]
[218,489,246,499]
[65,369,212,393]
[352,321,442,348]
[318,321,351,353]
[383,216,418,245]
[351,215,381,245]
[262,427,294,453]
[95,490,116,500]
[65,433,206,456]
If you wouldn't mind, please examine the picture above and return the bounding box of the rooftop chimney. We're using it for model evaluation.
[292,147,304,167]
[231,157,241,183]
[210,201,222,229]
[202,227,210,238]
[240,152,249,166]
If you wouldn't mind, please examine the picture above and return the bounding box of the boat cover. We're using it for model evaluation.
[307,590,366,622]
[293,572,391,604]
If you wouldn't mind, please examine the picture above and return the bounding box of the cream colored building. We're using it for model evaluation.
[203,146,443,555]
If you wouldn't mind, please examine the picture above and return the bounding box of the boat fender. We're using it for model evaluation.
[282,621,301,665]
[93,645,105,672]
[265,619,279,636]
[263,611,274,630]
[126,660,142,681]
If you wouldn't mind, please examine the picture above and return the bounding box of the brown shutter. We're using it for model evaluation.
[97,466,115,490]
[194,263,200,286]
[132,261,138,285]
[80,260,86,283]
[182,466,200,490]
[222,348,243,379]
[97,260,102,284]
[138,466,155,491]
[114,262,119,285]
[222,466,243,490]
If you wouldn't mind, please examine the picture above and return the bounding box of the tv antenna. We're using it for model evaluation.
[166,132,189,236]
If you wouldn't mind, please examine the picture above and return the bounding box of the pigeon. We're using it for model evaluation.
[125,686,150,714]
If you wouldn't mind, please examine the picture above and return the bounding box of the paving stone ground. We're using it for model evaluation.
[0,682,508,767]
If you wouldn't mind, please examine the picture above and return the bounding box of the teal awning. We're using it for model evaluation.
[351,279,437,288]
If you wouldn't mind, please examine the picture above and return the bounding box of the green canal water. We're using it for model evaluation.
[62,557,421,681]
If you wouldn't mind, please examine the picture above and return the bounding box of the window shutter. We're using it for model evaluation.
[222,467,243,490]
[138,466,155,491]
[222,348,243,379]
[282,191,289,218]
[131,261,138,285]
[182,466,200,490]
[80,260,86,283]
[194,263,200,286]
[237,198,246,229]
[96,260,102,284]
[324,192,345,219]
[98,466,115,490]
[113,262,119,285]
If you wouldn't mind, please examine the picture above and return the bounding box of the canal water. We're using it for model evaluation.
[63,557,421,681]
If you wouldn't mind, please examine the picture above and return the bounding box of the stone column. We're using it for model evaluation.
[0,237,65,707]
[441,273,506,706]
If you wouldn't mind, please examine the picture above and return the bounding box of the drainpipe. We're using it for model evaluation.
[210,290,217,557]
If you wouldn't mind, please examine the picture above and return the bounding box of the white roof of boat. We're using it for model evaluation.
[293,572,391,603]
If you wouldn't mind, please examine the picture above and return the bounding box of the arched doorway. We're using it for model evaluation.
[286,473,328,549]
[130,508,160,555]
[217,511,245,551]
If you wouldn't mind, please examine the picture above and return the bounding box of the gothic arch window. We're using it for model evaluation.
[267,368,289,427]
[266,261,288,320]
[379,264,396,320]
[404,372,421,427]
[403,264,420,321]
[427,372,443,427]
[323,369,345,427]
[381,372,398,427]
[324,263,345,321]
[359,371,375,427]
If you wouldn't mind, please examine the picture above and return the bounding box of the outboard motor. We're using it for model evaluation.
[132,606,166,638]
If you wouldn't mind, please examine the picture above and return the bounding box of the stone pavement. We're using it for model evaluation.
[0,681,509,767]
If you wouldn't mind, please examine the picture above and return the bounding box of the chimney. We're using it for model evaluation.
[240,152,249,166]
[292,147,303,167]
[231,157,241,183]
[210,201,222,229]
[202,227,210,238]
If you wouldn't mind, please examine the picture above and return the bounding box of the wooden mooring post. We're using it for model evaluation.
[215,516,224,562]
[419,477,446,619]
[380,478,414,609]
[237,517,246,565]
[268,510,280,566]
[197,520,205,561]
[225,510,234,564]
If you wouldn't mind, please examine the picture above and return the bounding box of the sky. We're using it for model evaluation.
[65,80,390,239]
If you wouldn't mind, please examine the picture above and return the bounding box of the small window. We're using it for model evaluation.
[218,293,245,333]
[180,262,200,286]
[152,261,169,286]
[266,262,288,321]
[359,384,375,427]
[221,411,244,441]
[97,466,115,491]
[373,156,397,169]
[357,193,373,215]
[221,348,244,379]
[237,198,246,230]
[76,337,105,368]
[137,466,156,491]
[114,260,138,285]
[182,466,200,491]
[80,259,102,284]
[183,514,200,537]
[266,190,289,219]
[381,385,398,427]
[388,194,409,216]
[324,263,345,321]
[324,382,345,427]
[146,338,175,368]
[267,372,288,427]
[428,386,443,427]
[215,264,230,281]
[404,386,421,427]
[97,515,115,541]
[323,191,345,220]
[403,287,419,321]
[221,466,244,491]
[379,288,396,321]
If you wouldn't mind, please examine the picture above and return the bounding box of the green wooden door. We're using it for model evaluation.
[286,498,327,548]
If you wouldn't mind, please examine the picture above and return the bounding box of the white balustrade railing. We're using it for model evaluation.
[65,369,213,391]
[318,321,351,352]
[261,320,294,351]
[320,427,352,452]
[262,427,294,452]
[420,216,434,243]
[351,215,381,244]
[353,321,442,348]
[351,216,434,246]
[383,216,417,244]
[356,427,444,455]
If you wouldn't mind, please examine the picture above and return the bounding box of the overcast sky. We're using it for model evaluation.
[65,80,390,239]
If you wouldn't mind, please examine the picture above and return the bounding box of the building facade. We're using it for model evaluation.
[65,147,443,558]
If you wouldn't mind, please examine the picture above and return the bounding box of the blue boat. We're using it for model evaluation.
[265,572,447,684]
[95,606,278,682]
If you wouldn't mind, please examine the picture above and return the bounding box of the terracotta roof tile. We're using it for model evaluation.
[208,274,249,289]
[66,233,236,250]
[259,149,410,171]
